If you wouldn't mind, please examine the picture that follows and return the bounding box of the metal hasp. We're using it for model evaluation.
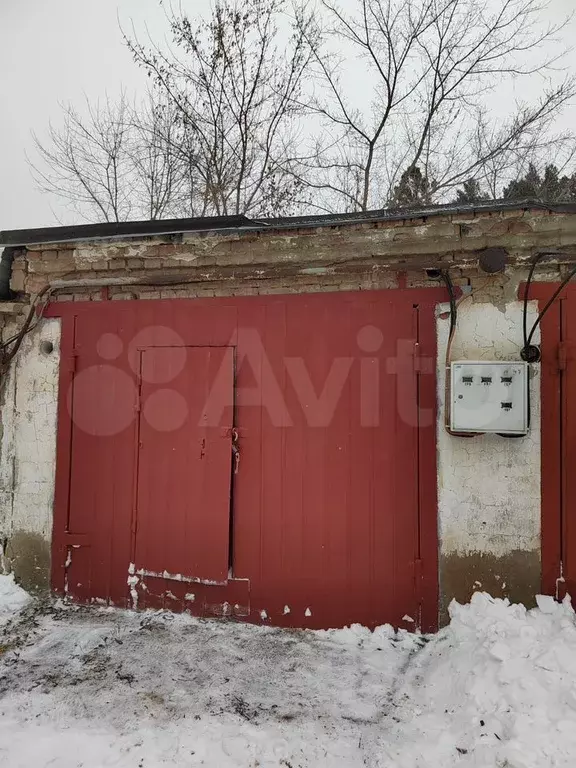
[450,361,529,435]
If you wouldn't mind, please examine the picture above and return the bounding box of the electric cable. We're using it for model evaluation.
[522,251,576,361]
[441,271,457,338]
[523,253,547,350]
[0,287,52,375]
[526,263,576,348]
[441,270,479,437]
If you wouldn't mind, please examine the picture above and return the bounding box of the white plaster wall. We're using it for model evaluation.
[0,319,61,544]
[437,300,541,559]
[0,299,544,595]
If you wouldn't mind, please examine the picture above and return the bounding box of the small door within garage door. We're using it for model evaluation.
[135,346,234,585]
[50,289,440,629]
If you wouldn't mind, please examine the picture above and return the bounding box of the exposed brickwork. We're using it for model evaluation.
[9,208,576,301]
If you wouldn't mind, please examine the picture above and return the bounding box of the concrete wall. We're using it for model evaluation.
[437,292,541,620]
[0,318,61,591]
[3,205,576,615]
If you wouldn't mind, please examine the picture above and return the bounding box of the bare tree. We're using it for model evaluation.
[124,0,314,217]
[32,95,134,222]
[127,98,189,220]
[31,93,186,222]
[295,0,575,210]
[31,0,576,222]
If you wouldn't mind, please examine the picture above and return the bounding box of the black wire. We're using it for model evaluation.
[513,250,571,437]
[0,289,52,369]
[441,270,457,336]
[517,256,576,437]
[526,263,576,347]
[0,328,27,350]
[523,253,547,349]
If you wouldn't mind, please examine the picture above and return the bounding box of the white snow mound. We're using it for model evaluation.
[1,590,576,767]
[390,591,576,768]
[0,573,30,626]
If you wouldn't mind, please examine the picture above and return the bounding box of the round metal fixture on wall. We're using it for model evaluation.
[39,340,54,355]
[521,344,541,363]
[478,247,508,274]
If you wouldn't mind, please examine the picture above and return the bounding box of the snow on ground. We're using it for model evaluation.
[390,593,576,767]
[0,589,576,767]
[0,575,29,627]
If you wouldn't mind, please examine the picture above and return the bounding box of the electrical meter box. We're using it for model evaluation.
[450,361,529,435]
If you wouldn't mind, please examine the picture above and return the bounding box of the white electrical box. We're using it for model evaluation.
[450,361,529,435]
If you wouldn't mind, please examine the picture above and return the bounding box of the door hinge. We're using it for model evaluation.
[413,342,422,373]
[414,558,423,598]
[412,342,432,374]
[558,341,568,372]
[68,351,78,376]
[135,377,142,412]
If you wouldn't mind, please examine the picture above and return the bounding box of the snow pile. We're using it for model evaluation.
[316,620,421,652]
[0,607,412,768]
[391,592,576,768]
[2,591,576,767]
[0,574,29,626]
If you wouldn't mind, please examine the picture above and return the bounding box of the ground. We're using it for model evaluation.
[0,576,576,767]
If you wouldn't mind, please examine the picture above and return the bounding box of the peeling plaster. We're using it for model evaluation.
[436,300,541,607]
[0,319,61,586]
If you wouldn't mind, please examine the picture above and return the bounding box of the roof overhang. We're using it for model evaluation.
[1,200,575,249]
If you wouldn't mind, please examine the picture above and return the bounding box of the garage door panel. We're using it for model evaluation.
[51,290,440,628]
[63,316,138,604]
[134,346,234,585]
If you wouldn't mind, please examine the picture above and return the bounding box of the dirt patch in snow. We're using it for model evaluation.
[1,593,576,767]
[0,603,422,767]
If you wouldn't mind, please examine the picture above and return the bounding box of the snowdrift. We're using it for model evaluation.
[1,577,576,767]
[0,573,29,627]
[391,592,576,767]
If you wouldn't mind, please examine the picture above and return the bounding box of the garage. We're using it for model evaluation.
[5,202,575,629]
[48,289,439,631]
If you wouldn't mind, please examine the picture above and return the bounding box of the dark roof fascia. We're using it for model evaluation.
[261,200,576,229]
[2,200,576,248]
[0,214,253,248]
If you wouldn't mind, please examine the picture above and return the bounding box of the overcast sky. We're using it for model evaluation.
[1,0,574,231]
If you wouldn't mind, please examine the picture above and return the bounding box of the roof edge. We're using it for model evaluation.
[1,200,575,248]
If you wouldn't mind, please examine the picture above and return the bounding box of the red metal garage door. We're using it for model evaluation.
[49,289,440,630]
[537,284,576,598]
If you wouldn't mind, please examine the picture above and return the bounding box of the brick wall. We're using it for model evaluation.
[9,207,576,302]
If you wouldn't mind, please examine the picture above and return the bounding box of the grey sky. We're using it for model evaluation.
[1,0,574,231]
[0,0,180,230]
